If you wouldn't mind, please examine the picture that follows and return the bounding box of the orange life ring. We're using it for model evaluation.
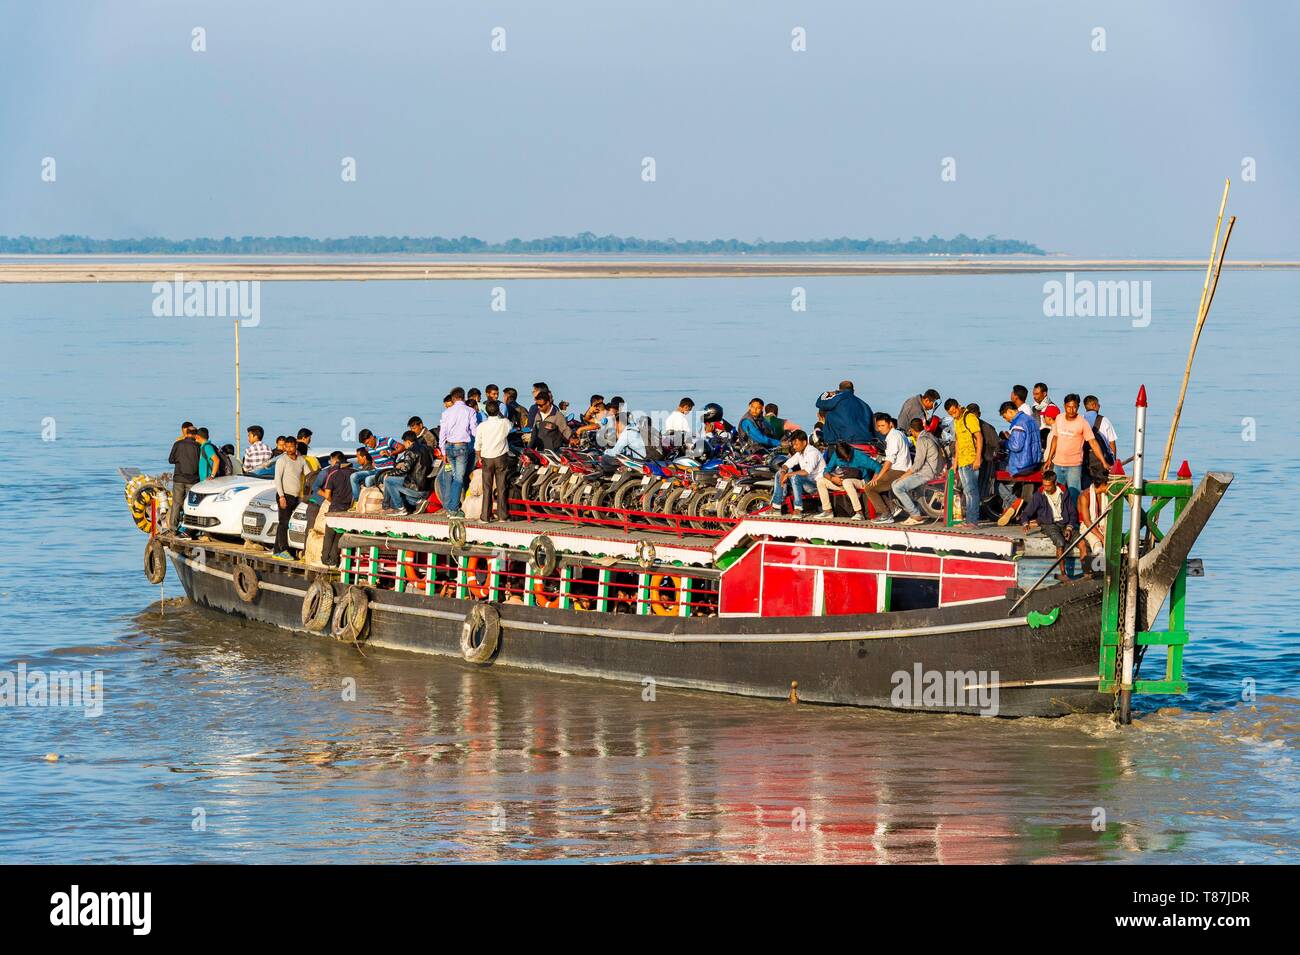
[531,574,559,608]
[649,575,683,616]
[465,556,490,599]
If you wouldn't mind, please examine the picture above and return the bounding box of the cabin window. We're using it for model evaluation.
[886,576,940,612]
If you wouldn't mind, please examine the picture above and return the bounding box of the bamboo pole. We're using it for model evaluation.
[1159,215,1237,479]
[234,319,242,458]
[1159,179,1230,479]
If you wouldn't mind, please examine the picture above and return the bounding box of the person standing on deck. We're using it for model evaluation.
[241,425,272,474]
[967,402,1000,504]
[1008,384,1034,429]
[528,389,573,452]
[995,400,1042,525]
[167,424,200,534]
[193,427,218,482]
[475,399,513,523]
[771,430,823,517]
[438,387,478,517]
[864,413,911,523]
[892,418,946,526]
[816,381,876,446]
[1029,382,1054,444]
[1043,394,1108,498]
[272,440,309,559]
[944,398,984,527]
[319,451,355,567]
[897,389,941,439]
[662,397,695,451]
[1082,395,1119,460]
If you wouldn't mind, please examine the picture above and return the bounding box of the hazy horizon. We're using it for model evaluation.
[2,1,1296,257]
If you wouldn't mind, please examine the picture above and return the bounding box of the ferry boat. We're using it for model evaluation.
[134,455,1232,718]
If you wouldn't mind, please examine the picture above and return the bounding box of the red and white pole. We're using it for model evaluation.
[1118,385,1148,724]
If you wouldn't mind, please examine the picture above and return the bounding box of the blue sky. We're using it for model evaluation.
[2,0,1296,256]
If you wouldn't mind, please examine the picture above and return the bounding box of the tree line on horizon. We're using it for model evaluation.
[0,232,1044,256]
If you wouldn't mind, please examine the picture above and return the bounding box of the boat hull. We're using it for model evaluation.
[168,543,1111,718]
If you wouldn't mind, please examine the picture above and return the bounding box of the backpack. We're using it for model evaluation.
[1084,414,1115,484]
[209,444,234,478]
[978,419,999,464]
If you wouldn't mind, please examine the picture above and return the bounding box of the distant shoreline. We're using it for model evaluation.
[0,258,1296,284]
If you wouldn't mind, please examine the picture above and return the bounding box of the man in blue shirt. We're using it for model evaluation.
[739,398,783,449]
[604,412,646,462]
[815,380,876,446]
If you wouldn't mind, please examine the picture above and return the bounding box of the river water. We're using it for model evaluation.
[2,265,1297,863]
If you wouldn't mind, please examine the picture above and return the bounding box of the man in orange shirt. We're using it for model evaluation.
[1043,393,1109,496]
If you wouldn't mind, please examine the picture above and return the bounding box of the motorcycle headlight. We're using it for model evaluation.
[210,485,250,503]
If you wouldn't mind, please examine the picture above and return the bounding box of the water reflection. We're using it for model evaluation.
[68,602,1281,864]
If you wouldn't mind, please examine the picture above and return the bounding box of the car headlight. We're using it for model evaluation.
[209,485,250,503]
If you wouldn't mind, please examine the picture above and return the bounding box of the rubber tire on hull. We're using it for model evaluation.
[530,535,558,578]
[332,586,370,642]
[301,579,335,631]
[460,602,501,664]
[144,538,167,584]
[233,563,260,603]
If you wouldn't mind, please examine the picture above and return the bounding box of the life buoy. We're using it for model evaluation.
[460,603,501,664]
[331,586,370,642]
[144,538,166,584]
[301,579,335,631]
[233,563,260,603]
[649,575,683,616]
[529,535,558,577]
[531,575,559,608]
[449,518,468,549]
[465,556,490,599]
[635,540,656,568]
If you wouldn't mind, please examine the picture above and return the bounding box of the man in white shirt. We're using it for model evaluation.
[662,397,695,452]
[865,413,912,523]
[1083,395,1119,459]
[475,399,513,522]
[771,429,824,517]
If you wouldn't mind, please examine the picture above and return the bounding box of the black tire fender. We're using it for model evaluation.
[144,538,167,584]
[635,539,656,568]
[233,563,260,603]
[301,579,335,631]
[449,518,468,550]
[331,586,370,642]
[460,602,501,664]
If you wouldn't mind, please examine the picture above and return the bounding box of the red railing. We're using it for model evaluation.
[341,546,719,615]
[505,497,737,539]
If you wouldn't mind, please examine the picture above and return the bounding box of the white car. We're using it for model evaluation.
[240,490,309,551]
[180,475,273,540]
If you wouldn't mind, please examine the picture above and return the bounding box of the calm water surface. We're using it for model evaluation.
[2,268,1297,863]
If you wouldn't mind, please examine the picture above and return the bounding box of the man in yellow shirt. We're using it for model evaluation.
[944,398,984,527]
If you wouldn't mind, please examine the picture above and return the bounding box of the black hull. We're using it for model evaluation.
[168,546,1111,718]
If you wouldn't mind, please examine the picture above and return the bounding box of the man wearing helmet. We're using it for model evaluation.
[699,402,734,454]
